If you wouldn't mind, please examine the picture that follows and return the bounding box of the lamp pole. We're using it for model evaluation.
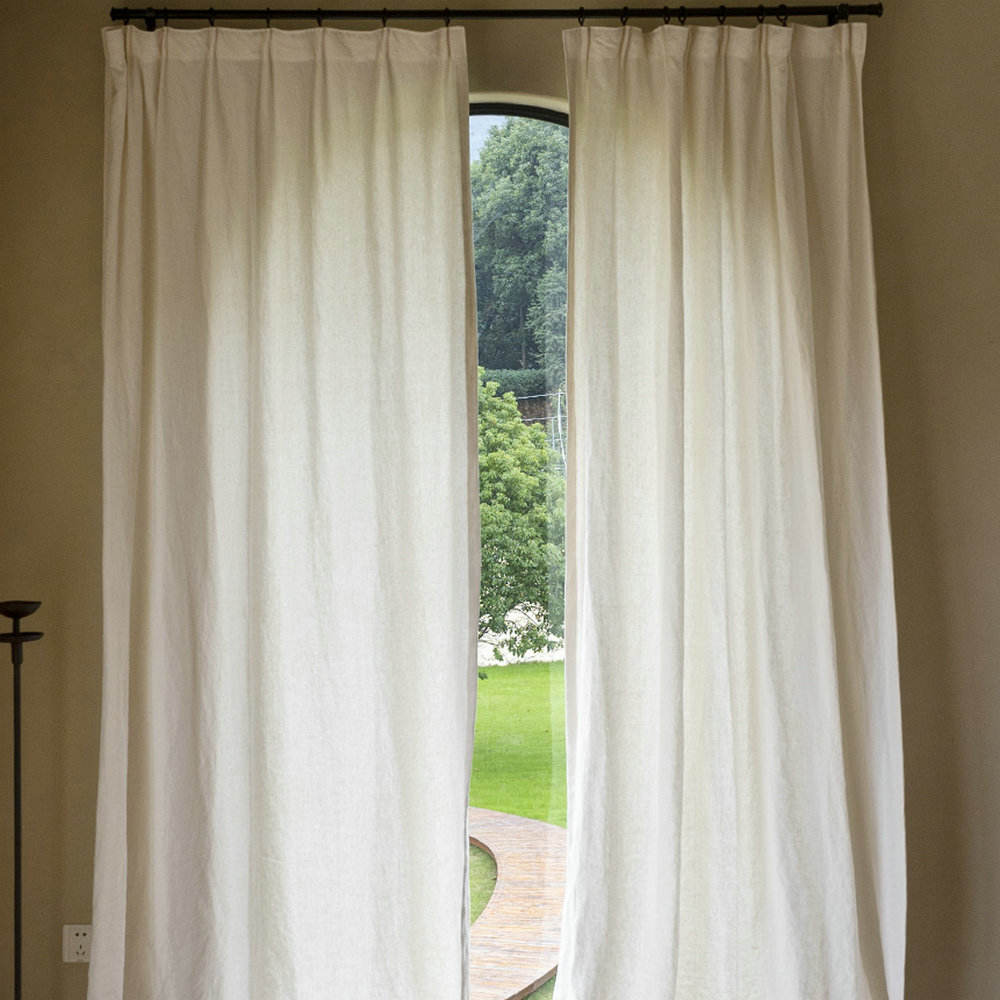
[0,601,43,1000]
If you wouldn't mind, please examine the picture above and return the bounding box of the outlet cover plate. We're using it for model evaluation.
[62,924,91,963]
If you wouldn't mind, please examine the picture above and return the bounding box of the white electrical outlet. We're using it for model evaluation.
[62,924,91,963]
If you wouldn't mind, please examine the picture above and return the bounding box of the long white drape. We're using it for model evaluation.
[559,24,905,1000]
[94,26,477,1000]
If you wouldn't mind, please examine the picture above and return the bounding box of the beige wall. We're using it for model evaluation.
[864,3,1000,996]
[0,2,996,997]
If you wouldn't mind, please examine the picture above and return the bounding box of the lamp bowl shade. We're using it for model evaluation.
[0,601,41,620]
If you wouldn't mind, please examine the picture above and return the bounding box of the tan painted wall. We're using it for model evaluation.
[864,3,1000,996]
[0,1,996,997]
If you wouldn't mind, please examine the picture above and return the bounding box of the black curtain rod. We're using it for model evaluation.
[110,4,883,30]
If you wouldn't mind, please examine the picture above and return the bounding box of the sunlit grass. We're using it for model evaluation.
[469,844,497,924]
[528,978,556,999]
[468,659,565,999]
[469,659,566,827]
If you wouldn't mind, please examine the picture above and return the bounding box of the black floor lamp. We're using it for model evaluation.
[0,601,42,1000]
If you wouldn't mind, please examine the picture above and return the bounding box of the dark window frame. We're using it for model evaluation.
[470,101,568,128]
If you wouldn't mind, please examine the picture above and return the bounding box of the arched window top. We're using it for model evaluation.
[471,100,568,127]
[470,91,568,126]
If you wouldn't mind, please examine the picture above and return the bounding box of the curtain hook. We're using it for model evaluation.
[162,11,168,25]
[663,5,670,22]
[777,4,789,25]
[208,7,215,26]
[381,7,388,25]
[678,5,687,25]
[620,6,629,25]
[717,4,726,23]
[838,2,850,20]
[316,8,323,25]
[578,6,586,25]
[444,7,452,25]
[756,4,765,22]
[265,7,271,27]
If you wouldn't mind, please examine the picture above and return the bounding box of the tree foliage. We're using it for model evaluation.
[481,368,547,400]
[479,371,565,659]
[472,117,568,387]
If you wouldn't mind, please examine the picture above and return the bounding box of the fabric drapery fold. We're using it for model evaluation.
[558,24,905,1000]
[94,25,478,1000]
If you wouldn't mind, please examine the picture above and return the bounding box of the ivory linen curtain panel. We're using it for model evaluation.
[558,24,905,1000]
[94,26,478,999]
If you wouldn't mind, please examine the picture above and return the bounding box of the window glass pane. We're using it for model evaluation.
[469,111,567,1000]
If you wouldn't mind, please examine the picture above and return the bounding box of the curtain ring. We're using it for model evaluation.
[443,7,451,25]
[265,7,271,27]
[620,6,629,25]
[208,7,215,26]
[756,4,765,22]
[777,3,789,25]
[578,6,586,25]
[381,7,388,25]
[663,5,670,23]
[717,4,726,23]
[316,8,323,25]
[678,5,687,24]
[143,7,155,30]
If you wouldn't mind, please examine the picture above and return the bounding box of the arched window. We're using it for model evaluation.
[467,103,568,1000]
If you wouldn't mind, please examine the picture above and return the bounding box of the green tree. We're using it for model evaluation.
[472,117,568,385]
[479,370,565,659]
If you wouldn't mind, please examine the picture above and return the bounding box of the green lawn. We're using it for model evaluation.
[527,977,556,999]
[470,659,567,826]
[469,659,565,1000]
[469,845,496,924]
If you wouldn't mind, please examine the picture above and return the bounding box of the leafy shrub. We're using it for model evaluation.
[482,367,547,400]
[479,369,565,659]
